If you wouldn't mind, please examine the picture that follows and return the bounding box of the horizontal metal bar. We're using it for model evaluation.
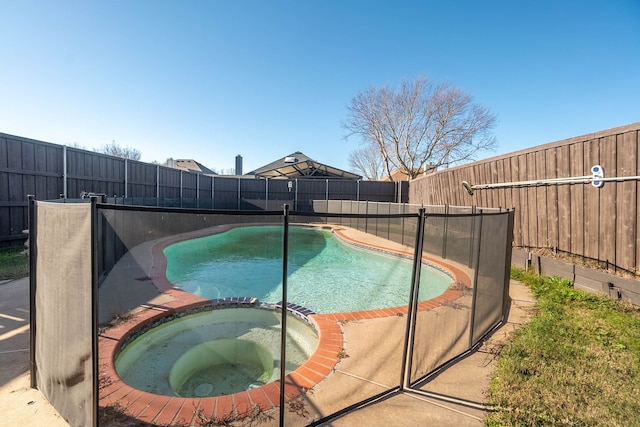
[471,175,640,190]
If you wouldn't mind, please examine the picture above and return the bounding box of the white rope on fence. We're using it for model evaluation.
[462,165,640,195]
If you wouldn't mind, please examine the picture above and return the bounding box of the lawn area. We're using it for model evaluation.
[0,247,29,280]
[487,268,640,426]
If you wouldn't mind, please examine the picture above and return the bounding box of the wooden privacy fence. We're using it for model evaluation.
[409,123,640,276]
[0,132,407,246]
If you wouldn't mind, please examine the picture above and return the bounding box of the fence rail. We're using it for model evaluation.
[0,132,407,246]
[409,122,640,275]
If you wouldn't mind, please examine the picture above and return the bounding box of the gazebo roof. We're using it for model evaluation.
[248,151,361,180]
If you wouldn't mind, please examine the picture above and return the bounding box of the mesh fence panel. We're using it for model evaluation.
[285,213,416,424]
[471,213,510,345]
[31,200,513,425]
[408,215,477,383]
[34,201,94,427]
[408,210,512,387]
[97,208,287,425]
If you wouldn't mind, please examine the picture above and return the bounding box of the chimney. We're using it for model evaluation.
[235,155,243,175]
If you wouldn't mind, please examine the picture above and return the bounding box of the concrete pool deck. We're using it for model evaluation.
[0,226,536,426]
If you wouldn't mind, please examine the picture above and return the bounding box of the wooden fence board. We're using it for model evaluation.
[569,142,585,255]
[22,141,35,171]
[635,131,640,275]
[599,134,617,267]
[583,138,600,260]
[0,137,7,168]
[556,145,572,252]
[535,150,547,247]
[526,152,538,247]
[616,132,637,272]
[545,149,558,249]
[509,155,522,245]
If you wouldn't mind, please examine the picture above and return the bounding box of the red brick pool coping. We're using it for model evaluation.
[98,226,471,425]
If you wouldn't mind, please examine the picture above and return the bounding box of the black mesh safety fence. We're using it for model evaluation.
[29,198,513,427]
[284,211,420,425]
[408,214,478,383]
[408,209,515,392]
[30,200,95,427]
[96,206,288,426]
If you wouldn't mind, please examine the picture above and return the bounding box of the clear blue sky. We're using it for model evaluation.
[1,1,639,174]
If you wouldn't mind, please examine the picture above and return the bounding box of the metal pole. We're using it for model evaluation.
[365,200,369,234]
[180,171,183,208]
[237,177,241,210]
[124,159,128,199]
[279,204,290,427]
[468,206,476,268]
[90,196,99,427]
[468,211,484,348]
[62,146,68,199]
[265,178,269,210]
[394,180,397,203]
[442,205,449,259]
[401,202,405,246]
[400,208,425,390]
[156,164,160,206]
[325,179,329,213]
[28,195,37,388]
[196,173,200,208]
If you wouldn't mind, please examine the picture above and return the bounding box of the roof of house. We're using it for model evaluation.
[247,151,362,180]
[168,159,217,175]
[379,166,437,181]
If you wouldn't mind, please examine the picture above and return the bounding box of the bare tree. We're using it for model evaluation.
[348,144,385,180]
[96,140,142,160]
[343,77,497,180]
[66,142,88,150]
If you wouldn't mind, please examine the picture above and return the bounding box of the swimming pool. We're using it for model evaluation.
[164,225,453,313]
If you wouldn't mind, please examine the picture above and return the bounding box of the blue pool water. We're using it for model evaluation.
[164,225,453,314]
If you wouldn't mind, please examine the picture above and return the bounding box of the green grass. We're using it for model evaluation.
[0,247,29,280]
[487,268,640,426]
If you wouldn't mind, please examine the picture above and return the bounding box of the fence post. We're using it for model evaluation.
[124,159,128,199]
[387,201,391,240]
[62,146,68,199]
[468,206,476,268]
[468,210,484,348]
[325,179,329,213]
[28,195,37,388]
[237,177,241,210]
[279,204,290,427]
[442,204,449,259]
[89,196,99,427]
[365,200,369,233]
[401,202,405,246]
[156,164,160,206]
[212,176,215,209]
[265,178,269,210]
[400,207,425,390]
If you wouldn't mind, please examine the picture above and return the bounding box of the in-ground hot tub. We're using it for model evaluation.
[115,306,318,397]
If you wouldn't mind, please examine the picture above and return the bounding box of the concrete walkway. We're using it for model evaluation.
[0,274,534,426]
[0,277,70,427]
